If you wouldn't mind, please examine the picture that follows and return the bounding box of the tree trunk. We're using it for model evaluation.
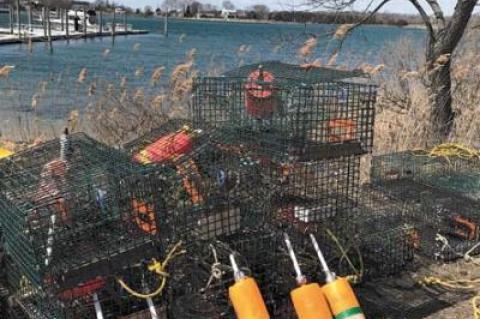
[424,0,477,140]
[428,60,453,141]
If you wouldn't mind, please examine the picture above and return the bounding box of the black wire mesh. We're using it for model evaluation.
[124,119,273,244]
[191,62,377,162]
[270,155,361,234]
[5,257,169,319]
[0,133,172,296]
[372,152,480,262]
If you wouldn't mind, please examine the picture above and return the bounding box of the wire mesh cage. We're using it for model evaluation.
[372,151,480,200]
[0,133,172,296]
[270,154,361,234]
[5,256,169,319]
[192,61,377,162]
[124,119,273,243]
[371,153,480,262]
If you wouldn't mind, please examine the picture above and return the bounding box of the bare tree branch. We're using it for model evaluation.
[425,0,445,29]
[438,0,478,54]
[408,0,435,42]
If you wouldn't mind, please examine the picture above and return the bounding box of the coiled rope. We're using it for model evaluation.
[117,241,185,299]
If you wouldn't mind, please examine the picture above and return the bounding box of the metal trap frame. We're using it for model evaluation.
[124,119,273,243]
[0,133,172,295]
[192,61,377,163]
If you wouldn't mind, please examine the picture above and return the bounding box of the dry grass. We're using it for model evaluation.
[372,27,480,154]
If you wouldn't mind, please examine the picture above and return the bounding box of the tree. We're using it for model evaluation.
[309,0,478,140]
[144,5,153,16]
[190,1,202,15]
[222,0,234,10]
[249,4,269,19]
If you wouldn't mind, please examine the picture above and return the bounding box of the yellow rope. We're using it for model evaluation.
[117,241,185,299]
[414,143,480,164]
[419,276,480,290]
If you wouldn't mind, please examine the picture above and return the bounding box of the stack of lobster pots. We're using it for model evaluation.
[0,133,174,318]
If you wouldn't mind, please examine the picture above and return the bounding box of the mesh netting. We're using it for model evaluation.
[124,119,273,243]
[0,133,172,296]
[372,151,480,200]
[372,152,480,261]
[192,62,377,161]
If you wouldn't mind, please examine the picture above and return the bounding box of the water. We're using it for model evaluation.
[0,14,425,134]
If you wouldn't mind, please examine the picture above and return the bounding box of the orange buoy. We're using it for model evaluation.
[245,67,277,119]
[228,254,270,319]
[291,283,332,319]
[132,199,157,235]
[133,128,194,164]
[327,119,357,143]
[310,234,365,319]
[284,233,333,319]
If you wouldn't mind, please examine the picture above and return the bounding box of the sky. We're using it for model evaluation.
[115,0,464,16]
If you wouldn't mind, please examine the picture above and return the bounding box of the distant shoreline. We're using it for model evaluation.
[165,17,426,29]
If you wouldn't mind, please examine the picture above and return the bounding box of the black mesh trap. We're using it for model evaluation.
[270,155,361,233]
[5,256,169,319]
[0,133,171,296]
[192,61,377,162]
[124,119,273,243]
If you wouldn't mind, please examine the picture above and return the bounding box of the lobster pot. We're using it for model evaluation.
[125,120,273,243]
[192,61,377,162]
[372,155,480,262]
[269,155,360,233]
[6,257,168,319]
[0,133,172,295]
[372,151,480,200]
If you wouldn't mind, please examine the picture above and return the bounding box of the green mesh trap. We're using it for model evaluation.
[192,61,377,162]
[372,150,480,200]
[372,152,480,261]
[124,119,273,243]
[0,133,172,297]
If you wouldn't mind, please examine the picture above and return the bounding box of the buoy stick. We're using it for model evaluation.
[310,234,335,283]
[284,233,306,286]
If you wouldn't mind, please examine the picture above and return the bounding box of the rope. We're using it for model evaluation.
[326,228,364,284]
[414,143,480,165]
[117,241,185,299]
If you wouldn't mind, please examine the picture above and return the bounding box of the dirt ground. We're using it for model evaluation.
[422,259,479,319]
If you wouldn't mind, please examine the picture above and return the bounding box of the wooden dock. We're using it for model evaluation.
[0,27,149,45]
